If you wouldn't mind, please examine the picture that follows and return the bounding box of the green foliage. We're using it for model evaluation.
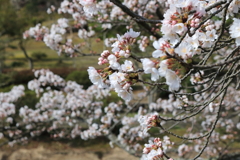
[0,84,39,111]
[0,1,32,37]
[101,25,129,39]
[0,84,15,92]
[0,0,19,36]
[0,70,35,86]
[15,89,39,109]
[0,0,50,38]
[132,85,144,90]
[0,72,14,87]
[141,73,151,81]
[66,70,92,89]
[31,52,47,60]
[24,0,41,14]
[49,68,76,79]
[11,61,25,67]
[148,127,160,135]
[102,91,122,106]
[225,18,234,27]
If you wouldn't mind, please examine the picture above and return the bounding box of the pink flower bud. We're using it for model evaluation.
[194,18,200,23]
[172,20,177,25]
[143,147,151,154]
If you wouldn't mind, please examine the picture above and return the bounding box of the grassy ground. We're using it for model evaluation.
[3,36,104,71]
[0,137,139,160]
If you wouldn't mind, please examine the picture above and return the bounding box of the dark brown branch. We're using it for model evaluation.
[193,88,227,160]
[19,40,34,70]
[110,0,162,39]
[193,48,240,69]
[205,0,229,12]
[200,2,231,65]
[133,18,162,24]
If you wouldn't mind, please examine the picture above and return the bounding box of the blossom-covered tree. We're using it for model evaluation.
[2,0,240,159]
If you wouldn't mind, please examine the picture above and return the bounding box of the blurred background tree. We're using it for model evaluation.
[0,0,53,70]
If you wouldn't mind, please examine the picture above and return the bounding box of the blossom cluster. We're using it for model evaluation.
[87,29,141,102]
[19,0,240,159]
[0,70,112,145]
[141,137,173,160]
[138,113,160,136]
[0,85,25,120]
[0,70,147,153]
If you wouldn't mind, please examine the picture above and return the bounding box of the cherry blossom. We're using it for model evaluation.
[18,0,240,159]
[230,18,240,46]
[87,67,105,88]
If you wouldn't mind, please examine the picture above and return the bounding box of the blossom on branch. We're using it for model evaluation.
[87,67,105,88]
[141,137,173,160]
[141,58,160,81]
[230,18,240,46]
[79,0,97,15]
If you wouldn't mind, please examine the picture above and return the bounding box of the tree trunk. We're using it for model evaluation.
[0,59,2,73]
[19,40,34,70]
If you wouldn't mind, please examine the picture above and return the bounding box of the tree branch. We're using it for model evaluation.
[109,0,162,39]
